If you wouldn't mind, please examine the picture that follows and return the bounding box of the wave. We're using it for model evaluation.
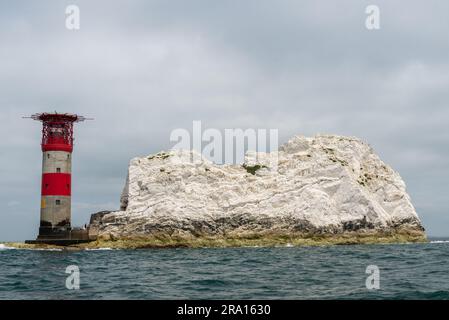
[430,240,449,244]
[0,243,62,251]
[0,244,15,250]
[0,243,116,251]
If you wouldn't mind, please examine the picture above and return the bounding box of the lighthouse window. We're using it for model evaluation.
[55,199,61,205]
[47,154,50,159]
[56,168,61,173]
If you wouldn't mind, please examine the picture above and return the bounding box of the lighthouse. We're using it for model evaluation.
[25,112,93,245]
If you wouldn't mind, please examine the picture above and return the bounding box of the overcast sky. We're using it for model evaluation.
[1,0,448,241]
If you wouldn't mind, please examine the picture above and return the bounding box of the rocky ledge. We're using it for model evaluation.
[88,134,426,248]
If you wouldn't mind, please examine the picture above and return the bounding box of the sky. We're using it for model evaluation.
[0,0,448,241]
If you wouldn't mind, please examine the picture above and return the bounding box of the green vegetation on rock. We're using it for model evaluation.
[243,164,267,175]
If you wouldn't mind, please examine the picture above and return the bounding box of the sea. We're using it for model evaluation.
[1,239,449,300]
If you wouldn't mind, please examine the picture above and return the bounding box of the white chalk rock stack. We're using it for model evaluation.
[93,135,424,239]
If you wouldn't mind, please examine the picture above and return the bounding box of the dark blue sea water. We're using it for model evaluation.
[1,240,449,300]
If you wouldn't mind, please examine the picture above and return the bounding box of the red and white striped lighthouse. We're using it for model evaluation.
[27,112,89,240]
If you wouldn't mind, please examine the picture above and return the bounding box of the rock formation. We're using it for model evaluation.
[89,134,426,247]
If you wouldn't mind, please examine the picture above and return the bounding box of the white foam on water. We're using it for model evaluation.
[272,243,295,248]
[0,243,63,251]
[430,240,449,244]
[0,243,117,251]
[0,244,15,250]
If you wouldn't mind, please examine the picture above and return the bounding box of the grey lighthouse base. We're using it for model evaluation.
[25,227,96,246]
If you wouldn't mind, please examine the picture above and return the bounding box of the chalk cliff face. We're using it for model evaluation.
[91,135,425,244]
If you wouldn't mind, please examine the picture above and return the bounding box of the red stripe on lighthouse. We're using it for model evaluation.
[42,144,73,152]
[41,173,71,196]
